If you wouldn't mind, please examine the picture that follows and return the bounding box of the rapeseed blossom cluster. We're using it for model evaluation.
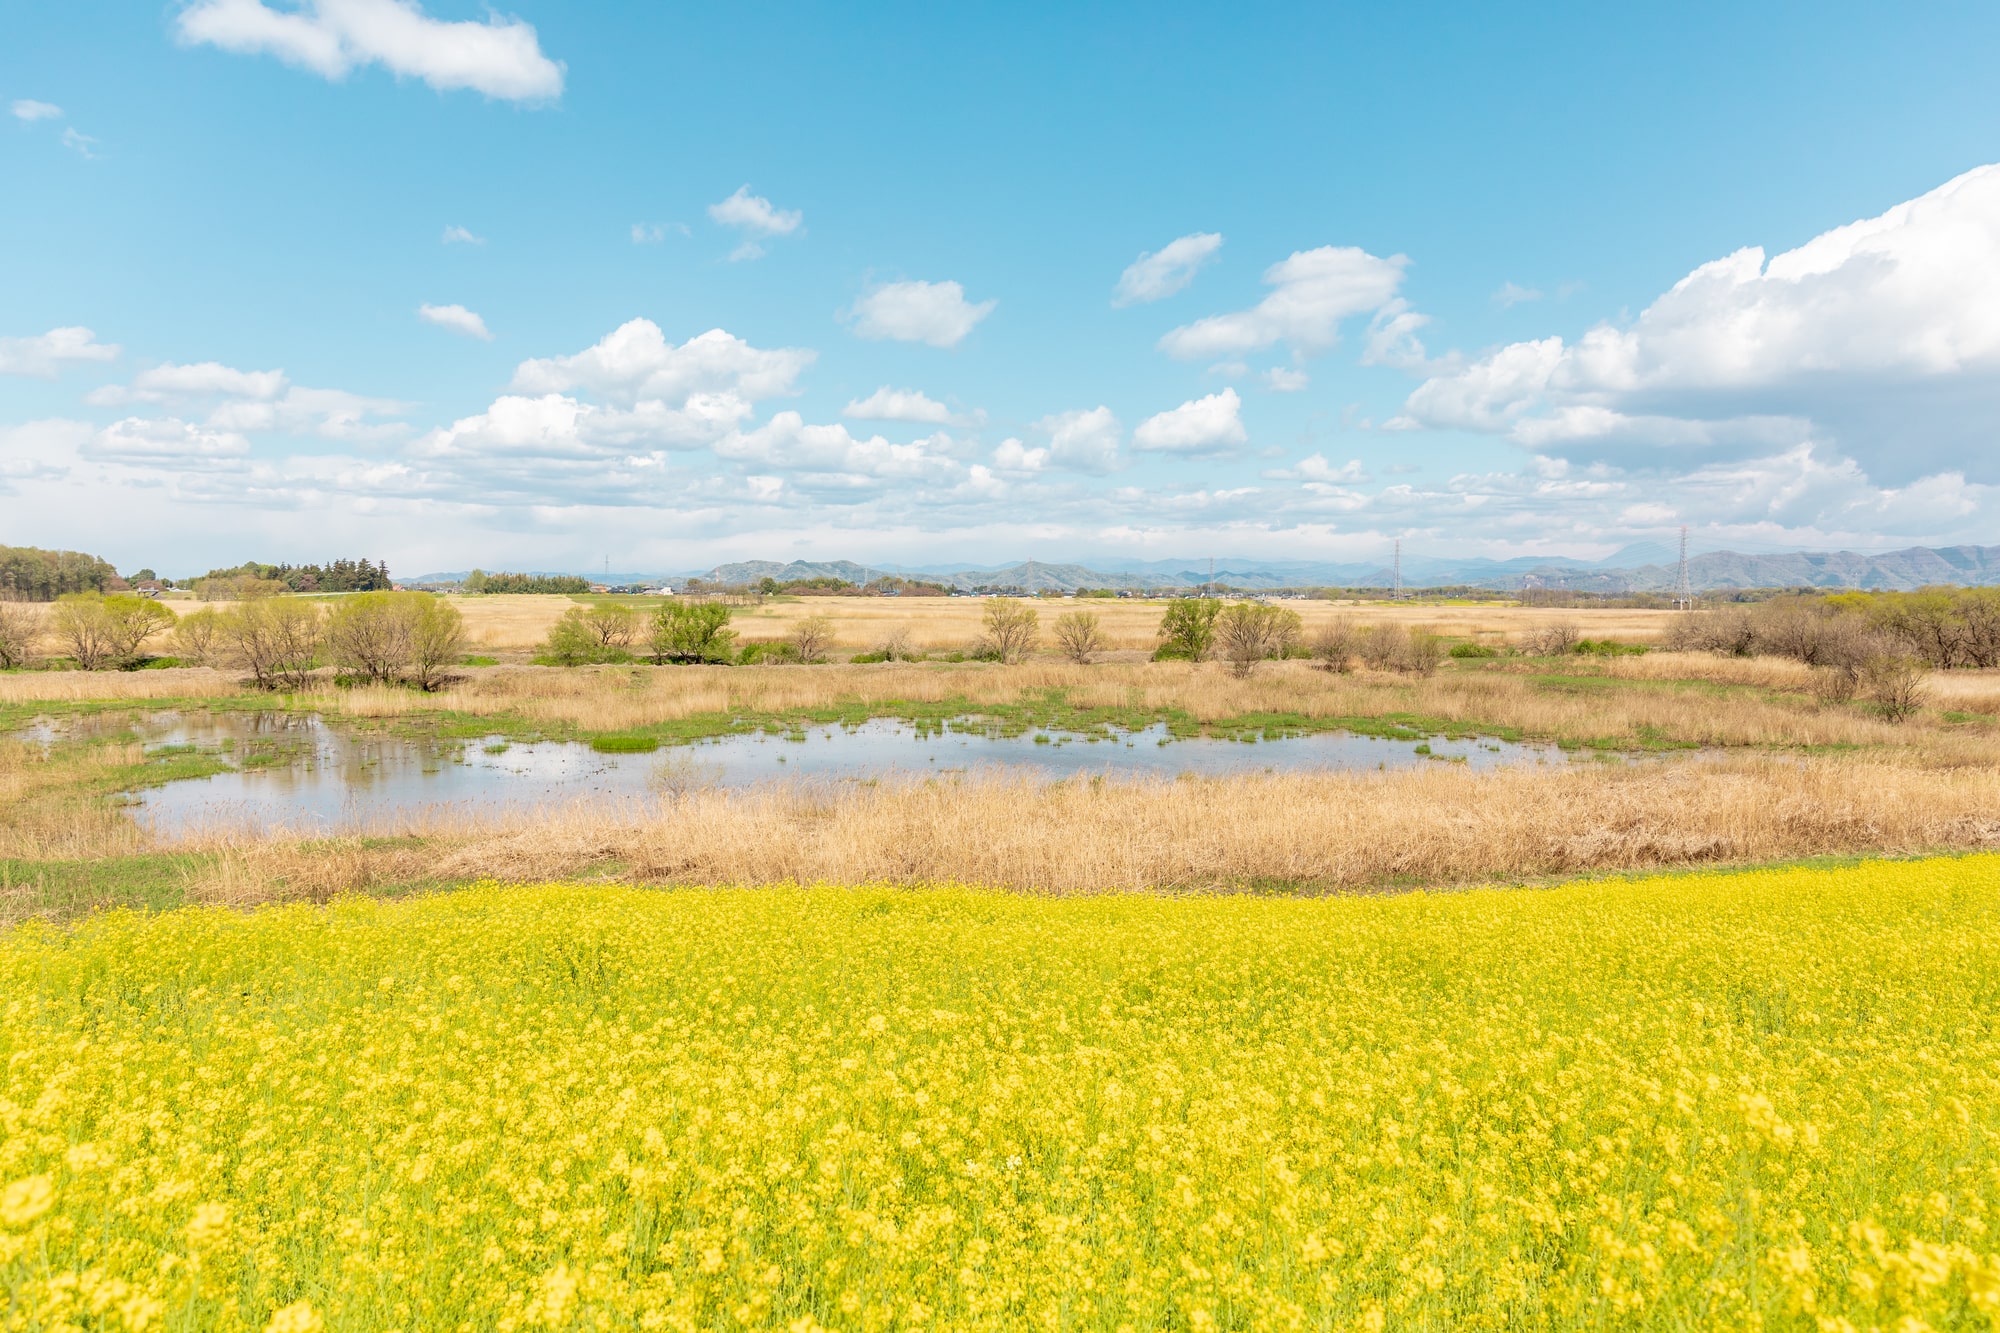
[3,856,1999,1330]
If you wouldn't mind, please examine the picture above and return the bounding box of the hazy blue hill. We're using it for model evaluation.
[412,543,2000,594]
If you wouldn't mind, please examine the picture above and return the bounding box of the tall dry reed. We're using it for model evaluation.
[173,755,2000,904]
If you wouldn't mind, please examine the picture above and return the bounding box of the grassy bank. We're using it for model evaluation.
[4,857,1998,1328]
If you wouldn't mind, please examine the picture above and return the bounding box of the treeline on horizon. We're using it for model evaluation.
[0,547,395,601]
[0,546,122,601]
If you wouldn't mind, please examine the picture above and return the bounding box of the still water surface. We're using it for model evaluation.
[91,711,1575,835]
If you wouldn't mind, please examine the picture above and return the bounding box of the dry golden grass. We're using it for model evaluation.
[684,595,1681,655]
[306,654,1997,754]
[0,666,244,704]
[429,593,1681,654]
[169,755,2000,904]
[0,738,151,859]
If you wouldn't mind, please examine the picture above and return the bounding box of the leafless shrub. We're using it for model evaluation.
[1810,664,1860,706]
[1215,603,1303,677]
[1309,618,1356,673]
[791,614,835,664]
[0,600,40,669]
[1865,653,1929,724]
[1053,610,1105,664]
[1524,622,1581,657]
[1664,608,1759,657]
[875,627,922,662]
[1358,623,1406,670]
[1397,627,1447,677]
[220,598,324,690]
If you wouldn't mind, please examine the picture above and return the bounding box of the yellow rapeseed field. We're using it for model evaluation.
[4,858,2000,1331]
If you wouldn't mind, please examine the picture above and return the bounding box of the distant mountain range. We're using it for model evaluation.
[410,543,2000,594]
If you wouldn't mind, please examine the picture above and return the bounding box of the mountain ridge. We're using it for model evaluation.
[409,544,2000,593]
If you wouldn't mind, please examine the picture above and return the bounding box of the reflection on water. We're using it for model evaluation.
[71,711,1573,836]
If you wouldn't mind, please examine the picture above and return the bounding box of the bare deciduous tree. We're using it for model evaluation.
[171,607,223,666]
[1053,610,1105,663]
[1214,603,1304,677]
[791,614,835,664]
[980,598,1040,664]
[221,598,324,690]
[0,599,40,669]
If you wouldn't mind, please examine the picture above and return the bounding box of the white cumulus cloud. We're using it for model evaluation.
[843,387,955,425]
[1132,388,1248,454]
[511,320,813,406]
[441,224,483,245]
[174,0,565,102]
[1113,232,1223,306]
[87,417,252,464]
[10,99,62,121]
[413,392,748,460]
[1159,246,1408,360]
[849,280,995,348]
[1265,452,1367,483]
[0,327,121,377]
[707,185,802,237]
[715,413,964,485]
[85,360,406,440]
[1031,406,1122,473]
[418,303,493,340]
[1398,161,2000,482]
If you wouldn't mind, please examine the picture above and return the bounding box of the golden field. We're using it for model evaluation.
[436,594,1680,656]
[2,593,1684,659]
[4,857,1999,1330]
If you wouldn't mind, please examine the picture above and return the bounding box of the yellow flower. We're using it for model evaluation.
[0,1175,55,1228]
[186,1202,231,1250]
[262,1301,323,1333]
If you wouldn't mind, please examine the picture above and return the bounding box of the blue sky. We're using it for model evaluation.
[4,1,2000,575]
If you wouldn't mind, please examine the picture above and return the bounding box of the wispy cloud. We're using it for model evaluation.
[0,327,121,377]
[848,280,996,348]
[1113,232,1222,306]
[441,224,484,245]
[418,303,493,341]
[174,0,565,102]
[10,99,62,122]
[1160,246,1407,359]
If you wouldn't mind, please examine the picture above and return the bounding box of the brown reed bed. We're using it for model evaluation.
[159,754,2000,907]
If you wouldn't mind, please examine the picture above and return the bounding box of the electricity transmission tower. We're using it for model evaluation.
[1393,539,1403,601]
[1672,526,1694,611]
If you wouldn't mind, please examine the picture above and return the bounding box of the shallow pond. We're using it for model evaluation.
[62,711,1578,836]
